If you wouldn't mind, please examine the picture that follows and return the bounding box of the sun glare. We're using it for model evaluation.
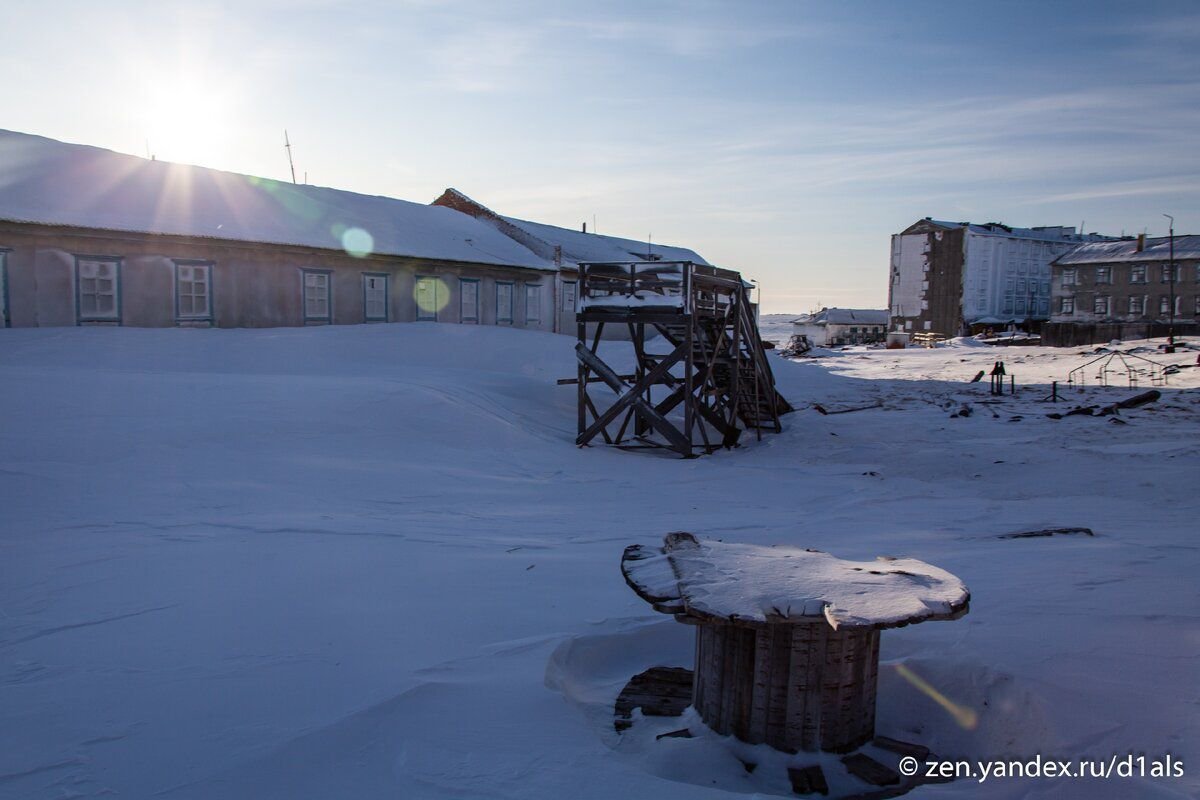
[139,70,235,168]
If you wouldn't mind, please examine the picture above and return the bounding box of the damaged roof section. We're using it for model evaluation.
[1054,235,1200,265]
[433,187,709,267]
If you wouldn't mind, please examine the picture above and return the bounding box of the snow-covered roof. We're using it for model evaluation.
[0,130,554,271]
[791,308,888,326]
[914,218,1113,244]
[500,215,710,267]
[1053,236,1200,265]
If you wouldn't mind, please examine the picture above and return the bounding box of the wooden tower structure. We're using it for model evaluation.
[572,260,792,457]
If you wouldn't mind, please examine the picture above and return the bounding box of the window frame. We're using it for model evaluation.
[173,259,214,323]
[1129,295,1144,315]
[75,255,122,324]
[362,272,389,322]
[1160,264,1180,284]
[1061,268,1076,286]
[1060,296,1075,314]
[1130,265,1147,284]
[524,282,541,326]
[459,277,480,324]
[415,275,439,322]
[301,268,333,324]
[561,280,577,313]
[1093,295,1110,316]
[1095,266,1111,284]
[496,281,514,325]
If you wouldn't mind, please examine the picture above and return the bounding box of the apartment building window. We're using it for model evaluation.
[363,273,388,322]
[1160,264,1180,283]
[460,278,479,323]
[1095,266,1111,284]
[524,283,541,325]
[174,261,212,322]
[1060,296,1075,314]
[1062,268,1076,286]
[1094,295,1110,315]
[1129,295,1144,314]
[76,256,121,323]
[1195,296,1200,315]
[1130,265,1147,283]
[496,281,513,324]
[561,281,577,312]
[1160,296,1171,315]
[302,269,332,323]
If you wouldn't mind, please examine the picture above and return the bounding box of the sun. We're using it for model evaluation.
[139,69,235,168]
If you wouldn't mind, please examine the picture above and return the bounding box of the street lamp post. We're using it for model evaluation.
[1163,214,1175,350]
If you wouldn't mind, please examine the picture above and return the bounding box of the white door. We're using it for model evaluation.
[364,274,388,321]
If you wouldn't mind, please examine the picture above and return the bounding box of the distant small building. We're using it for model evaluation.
[791,308,888,346]
[888,218,1115,338]
[1044,234,1200,346]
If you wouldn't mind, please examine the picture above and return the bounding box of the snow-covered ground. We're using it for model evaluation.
[1,325,1197,799]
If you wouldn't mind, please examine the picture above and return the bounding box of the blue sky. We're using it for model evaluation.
[3,0,1197,312]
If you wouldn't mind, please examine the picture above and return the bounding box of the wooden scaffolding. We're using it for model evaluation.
[571,260,792,457]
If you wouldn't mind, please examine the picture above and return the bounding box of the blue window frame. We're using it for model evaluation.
[75,255,122,324]
[363,273,388,322]
[174,259,214,323]
[302,268,333,324]
[496,281,513,324]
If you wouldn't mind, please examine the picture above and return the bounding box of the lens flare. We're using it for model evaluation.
[894,663,978,729]
[341,227,374,258]
[414,278,450,314]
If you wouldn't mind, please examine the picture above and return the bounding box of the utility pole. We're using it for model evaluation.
[284,130,297,185]
[1163,214,1175,350]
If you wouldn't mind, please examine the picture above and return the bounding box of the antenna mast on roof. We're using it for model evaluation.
[284,130,297,184]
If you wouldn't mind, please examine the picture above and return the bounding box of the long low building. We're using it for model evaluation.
[0,131,710,333]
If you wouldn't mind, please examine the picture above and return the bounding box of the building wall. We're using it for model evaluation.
[0,222,555,331]
[961,234,1072,323]
[1049,257,1198,340]
[888,223,965,336]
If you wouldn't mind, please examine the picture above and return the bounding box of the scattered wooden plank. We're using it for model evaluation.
[998,527,1094,540]
[655,728,693,740]
[841,753,900,787]
[872,736,929,760]
[812,400,884,415]
[787,765,829,795]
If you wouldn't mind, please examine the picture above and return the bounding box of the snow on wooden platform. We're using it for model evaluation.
[623,532,969,630]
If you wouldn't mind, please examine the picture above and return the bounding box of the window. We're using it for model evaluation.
[1160,264,1180,283]
[415,276,439,321]
[1130,265,1146,284]
[1195,296,1200,315]
[460,278,479,323]
[1015,299,1027,315]
[302,269,332,323]
[1160,296,1171,315]
[1017,279,1026,293]
[524,283,541,325]
[175,261,212,321]
[1129,295,1144,314]
[496,282,513,324]
[76,257,121,322]
[363,274,388,322]
[562,281,577,312]
[1095,266,1111,284]
[1062,268,1076,286]
[1060,296,1074,314]
[1094,295,1110,315]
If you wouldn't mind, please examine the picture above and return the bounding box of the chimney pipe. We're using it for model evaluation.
[1136,233,1145,252]
[582,222,587,233]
